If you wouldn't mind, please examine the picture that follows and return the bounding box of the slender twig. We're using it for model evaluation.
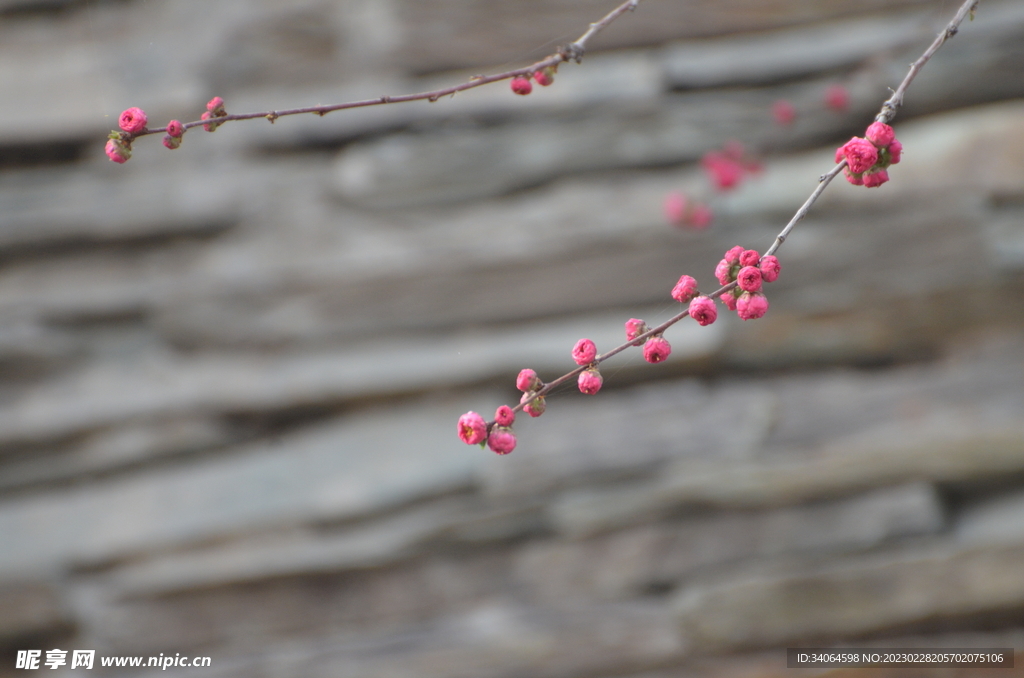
[497,0,980,425]
[131,0,640,138]
[877,0,980,123]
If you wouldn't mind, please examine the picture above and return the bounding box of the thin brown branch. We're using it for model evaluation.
[877,0,980,123]
[134,0,642,138]
[495,0,981,427]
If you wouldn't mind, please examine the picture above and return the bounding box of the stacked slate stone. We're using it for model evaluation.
[1,0,1023,676]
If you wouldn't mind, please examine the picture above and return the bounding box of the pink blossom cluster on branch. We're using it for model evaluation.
[836,121,903,187]
[456,0,980,454]
[457,245,784,454]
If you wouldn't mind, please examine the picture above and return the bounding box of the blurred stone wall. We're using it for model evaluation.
[1,0,1023,676]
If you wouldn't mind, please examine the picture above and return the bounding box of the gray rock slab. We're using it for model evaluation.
[553,479,943,543]
[390,0,936,73]
[481,376,767,498]
[0,164,239,254]
[150,599,684,678]
[103,495,547,598]
[0,396,489,578]
[0,417,232,493]
[673,541,1024,650]
[663,12,928,89]
[517,483,943,601]
[625,421,1024,514]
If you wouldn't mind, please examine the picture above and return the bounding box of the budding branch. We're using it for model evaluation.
[492,0,981,426]
[130,0,641,138]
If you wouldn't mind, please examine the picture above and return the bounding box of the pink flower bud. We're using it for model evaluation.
[663,191,687,226]
[457,411,487,445]
[162,119,185,149]
[688,295,718,326]
[511,76,532,96]
[578,368,603,395]
[487,427,517,455]
[105,138,131,163]
[689,202,713,229]
[736,291,769,320]
[571,338,597,366]
[201,111,217,132]
[737,265,762,292]
[702,151,743,191]
[838,137,878,174]
[495,405,515,427]
[671,274,699,304]
[720,288,738,311]
[824,84,849,112]
[887,139,902,164]
[643,335,672,363]
[715,259,734,286]
[759,255,781,283]
[533,67,555,87]
[865,121,895,148]
[521,393,546,417]
[625,318,648,344]
[724,246,744,265]
[207,96,225,113]
[516,368,541,392]
[844,168,864,185]
[739,249,760,268]
[772,100,796,125]
[862,169,889,188]
[118,107,147,135]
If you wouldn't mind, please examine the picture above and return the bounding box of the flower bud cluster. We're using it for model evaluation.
[106,97,227,162]
[461,253,780,451]
[663,192,713,229]
[570,339,603,395]
[510,66,557,96]
[202,96,227,132]
[457,406,517,455]
[715,246,781,320]
[517,368,546,418]
[701,140,762,193]
[105,107,149,163]
[623,317,673,363]
[836,121,901,187]
[163,120,185,150]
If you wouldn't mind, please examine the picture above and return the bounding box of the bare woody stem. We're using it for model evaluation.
[500,0,981,425]
[134,0,640,138]
[877,0,980,123]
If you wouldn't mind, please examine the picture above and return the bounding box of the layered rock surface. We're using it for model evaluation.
[1,1,1023,676]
